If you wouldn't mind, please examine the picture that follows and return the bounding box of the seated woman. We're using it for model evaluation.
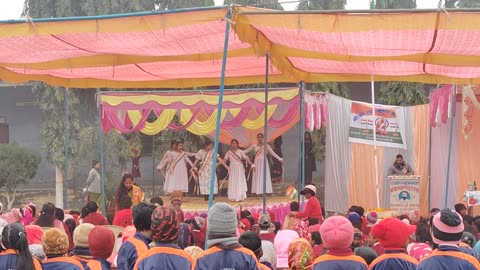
[0,223,42,270]
[112,195,133,228]
[81,201,109,226]
[33,203,65,231]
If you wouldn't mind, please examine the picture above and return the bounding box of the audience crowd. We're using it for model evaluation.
[0,192,480,269]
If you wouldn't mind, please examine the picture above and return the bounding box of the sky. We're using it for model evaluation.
[0,0,441,20]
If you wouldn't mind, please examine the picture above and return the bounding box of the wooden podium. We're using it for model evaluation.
[387,175,421,214]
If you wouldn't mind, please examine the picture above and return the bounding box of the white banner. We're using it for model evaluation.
[348,101,406,149]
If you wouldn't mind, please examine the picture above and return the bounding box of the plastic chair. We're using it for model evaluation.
[102,225,125,252]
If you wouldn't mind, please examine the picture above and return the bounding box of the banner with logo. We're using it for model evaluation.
[389,176,420,213]
[348,102,405,149]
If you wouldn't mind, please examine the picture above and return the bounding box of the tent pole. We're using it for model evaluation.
[62,88,69,209]
[371,75,380,209]
[263,52,270,214]
[428,87,434,212]
[207,10,231,211]
[97,89,107,215]
[152,134,155,195]
[299,81,306,210]
[444,84,456,208]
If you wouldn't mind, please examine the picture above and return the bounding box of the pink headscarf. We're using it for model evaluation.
[2,208,21,224]
[274,230,300,268]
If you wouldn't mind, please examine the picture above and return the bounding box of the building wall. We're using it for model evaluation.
[0,85,54,183]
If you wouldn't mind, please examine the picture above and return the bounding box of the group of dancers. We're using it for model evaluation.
[156,133,283,202]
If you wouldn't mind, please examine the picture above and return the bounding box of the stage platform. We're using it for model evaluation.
[160,195,292,220]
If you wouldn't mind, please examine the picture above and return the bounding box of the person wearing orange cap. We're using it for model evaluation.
[369,218,418,270]
[295,185,323,223]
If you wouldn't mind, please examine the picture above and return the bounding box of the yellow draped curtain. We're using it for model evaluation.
[349,144,384,210]
[458,107,480,213]
[127,109,176,135]
[412,104,431,216]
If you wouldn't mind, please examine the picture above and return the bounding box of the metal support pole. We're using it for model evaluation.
[262,52,270,214]
[205,9,231,250]
[152,134,155,195]
[97,89,106,214]
[300,81,306,210]
[371,75,380,209]
[208,10,231,210]
[63,88,69,209]
[444,84,456,208]
[428,87,434,211]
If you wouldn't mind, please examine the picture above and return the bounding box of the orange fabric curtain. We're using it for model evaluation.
[412,104,431,216]
[349,144,384,210]
[457,108,480,205]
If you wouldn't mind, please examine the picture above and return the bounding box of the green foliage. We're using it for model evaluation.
[309,82,349,98]
[224,0,283,10]
[296,0,346,10]
[308,82,349,161]
[25,0,215,185]
[24,0,216,18]
[378,82,428,106]
[374,0,416,9]
[372,0,428,107]
[33,84,81,168]
[295,1,348,162]
[0,144,41,188]
[444,0,480,8]
[444,0,457,7]
[78,126,142,200]
[0,144,41,209]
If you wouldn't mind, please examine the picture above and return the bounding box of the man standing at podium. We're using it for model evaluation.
[388,154,414,176]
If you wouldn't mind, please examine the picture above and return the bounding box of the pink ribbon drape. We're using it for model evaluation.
[304,93,328,130]
[167,109,202,131]
[269,100,300,128]
[102,108,152,133]
[430,85,456,127]
[100,92,329,134]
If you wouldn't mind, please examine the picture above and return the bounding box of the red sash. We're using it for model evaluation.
[170,152,186,175]
[199,150,212,175]
[254,146,265,159]
[228,150,243,164]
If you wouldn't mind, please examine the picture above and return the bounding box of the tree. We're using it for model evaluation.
[457,0,480,7]
[374,0,415,9]
[444,0,480,9]
[0,144,41,210]
[24,0,216,206]
[296,1,348,161]
[296,0,346,10]
[378,82,427,106]
[372,0,428,106]
[223,0,283,10]
[32,83,81,208]
[78,126,142,202]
